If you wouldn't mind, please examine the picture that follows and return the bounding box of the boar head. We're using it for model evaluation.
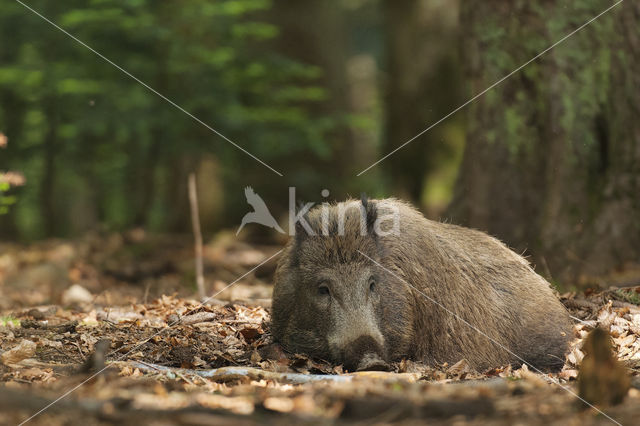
[271,198,414,371]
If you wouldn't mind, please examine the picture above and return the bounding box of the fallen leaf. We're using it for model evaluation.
[1,339,37,365]
[447,359,472,378]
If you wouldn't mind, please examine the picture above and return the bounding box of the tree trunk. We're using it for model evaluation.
[382,0,461,202]
[132,47,169,228]
[40,99,58,237]
[132,136,161,227]
[449,0,640,283]
[270,0,354,195]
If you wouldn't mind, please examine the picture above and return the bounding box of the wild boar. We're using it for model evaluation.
[271,198,572,372]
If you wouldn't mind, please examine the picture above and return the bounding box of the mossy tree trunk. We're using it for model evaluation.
[449,0,640,283]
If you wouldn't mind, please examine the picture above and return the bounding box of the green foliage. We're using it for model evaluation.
[0,0,339,237]
[0,315,20,327]
[613,289,640,306]
[0,133,21,215]
[0,181,15,215]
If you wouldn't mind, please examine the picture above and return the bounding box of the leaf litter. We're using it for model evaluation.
[0,234,639,425]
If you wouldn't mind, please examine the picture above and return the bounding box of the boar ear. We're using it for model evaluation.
[360,193,377,236]
[294,202,312,243]
[290,211,309,267]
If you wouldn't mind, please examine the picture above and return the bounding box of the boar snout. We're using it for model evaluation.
[356,352,389,371]
[343,335,388,372]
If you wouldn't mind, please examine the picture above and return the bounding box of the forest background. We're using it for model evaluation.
[1,0,638,286]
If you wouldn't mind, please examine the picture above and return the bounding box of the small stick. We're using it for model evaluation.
[180,312,217,326]
[126,361,357,384]
[540,256,554,284]
[188,173,205,301]
[174,370,196,385]
[143,281,151,305]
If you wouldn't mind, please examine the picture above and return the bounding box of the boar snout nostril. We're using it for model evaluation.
[342,335,386,372]
[356,353,389,371]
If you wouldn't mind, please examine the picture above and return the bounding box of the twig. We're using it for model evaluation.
[20,320,78,333]
[174,371,196,385]
[126,361,355,384]
[123,361,426,385]
[563,299,599,311]
[188,172,206,301]
[569,315,596,327]
[143,281,151,305]
[180,312,217,326]
[74,341,84,358]
[101,318,119,329]
[134,360,161,371]
[540,256,554,284]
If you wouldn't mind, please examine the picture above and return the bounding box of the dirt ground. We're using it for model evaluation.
[1,231,639,425]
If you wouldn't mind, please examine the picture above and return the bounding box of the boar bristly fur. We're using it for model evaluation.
[271,198,572,372]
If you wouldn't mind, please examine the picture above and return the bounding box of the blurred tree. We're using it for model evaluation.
[449,0,640,282]
[269,0,356,201]
[382,0,463,205]
[0,0,339,239]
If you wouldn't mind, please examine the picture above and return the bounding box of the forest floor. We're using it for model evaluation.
[1,231,640,425]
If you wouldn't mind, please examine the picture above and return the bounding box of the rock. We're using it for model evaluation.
[27,308,45,320]
[61,284,94,305]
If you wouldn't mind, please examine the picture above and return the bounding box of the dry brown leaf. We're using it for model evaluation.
[447,359,472,378]
[558,369,578,380]
[1,339,37,365]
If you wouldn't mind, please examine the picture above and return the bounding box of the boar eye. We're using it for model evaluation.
[317,283,330,297]
[369,277,376,292]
